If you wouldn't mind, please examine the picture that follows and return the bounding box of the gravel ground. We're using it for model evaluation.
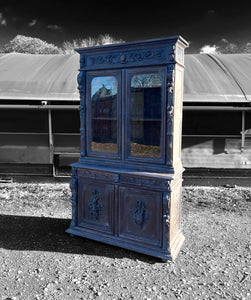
[0,182,250,300]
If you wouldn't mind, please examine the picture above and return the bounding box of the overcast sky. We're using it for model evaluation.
[0,2,251,53]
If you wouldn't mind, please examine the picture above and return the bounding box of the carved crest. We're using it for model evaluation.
[131,199,149,227]
[88,190,104,220]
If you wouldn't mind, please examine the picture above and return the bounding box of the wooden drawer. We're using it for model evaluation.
[78,168,119,183]
[120,174,170,191]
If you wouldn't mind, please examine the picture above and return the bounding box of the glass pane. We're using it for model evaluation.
[91,76,118,154]
[130,73,162,158]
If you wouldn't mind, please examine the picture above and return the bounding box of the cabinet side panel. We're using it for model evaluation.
[172,65,184,168]
[169,179,182,242]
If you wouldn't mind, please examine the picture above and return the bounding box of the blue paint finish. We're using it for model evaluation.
[88,190,104,220]
[66,36,188,261]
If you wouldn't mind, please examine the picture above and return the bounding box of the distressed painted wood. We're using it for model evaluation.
[66,36,188,261]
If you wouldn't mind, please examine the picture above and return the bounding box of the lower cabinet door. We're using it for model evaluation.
[119,186,163,248]
[77,179,114,234]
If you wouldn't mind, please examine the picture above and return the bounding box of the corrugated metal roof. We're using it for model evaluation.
[0,53,79,100]
[0,52,250,103]
[184,54,251,103]
[210,54,251,100]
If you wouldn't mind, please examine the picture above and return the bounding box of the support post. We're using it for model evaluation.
[48,109,54,169]
[241,111,245,152]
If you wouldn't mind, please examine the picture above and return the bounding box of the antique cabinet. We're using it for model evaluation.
[66,36,188,260]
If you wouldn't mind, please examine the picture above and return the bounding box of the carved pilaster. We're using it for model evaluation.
[77,70,85,98]
[166,64,175,166]
[163,192,171,251]
[77,69,86,157]
[70,168,78,227]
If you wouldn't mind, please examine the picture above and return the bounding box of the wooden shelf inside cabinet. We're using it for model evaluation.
[66,36,188,261]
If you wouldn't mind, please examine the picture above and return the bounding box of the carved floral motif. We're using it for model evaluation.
[86,48,165,67]
[88,190,104,220]
[131,199,149,227]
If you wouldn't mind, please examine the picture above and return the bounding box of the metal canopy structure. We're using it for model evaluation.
[184,54,251,103]
[0,52,251,175]
[0,53,79,101]
[0,52,251,103]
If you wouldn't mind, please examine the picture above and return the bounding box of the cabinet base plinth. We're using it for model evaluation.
[66,226,184,261]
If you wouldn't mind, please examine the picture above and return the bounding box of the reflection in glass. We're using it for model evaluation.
[91,76,117,154]
[130,73,162,158]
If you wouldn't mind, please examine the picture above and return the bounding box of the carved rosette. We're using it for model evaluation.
[70,168,78,227]
[166,64,175,166]
[88,190,104,220]
[131,199,150,228]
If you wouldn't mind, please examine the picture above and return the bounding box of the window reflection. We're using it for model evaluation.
[131,73,162,88]
[91,76,118,154]
[130,73,162,158]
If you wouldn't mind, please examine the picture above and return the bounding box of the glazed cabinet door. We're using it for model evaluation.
[125,67,166,164]
[86,70,121,159]
[77,179,115,235]
[119,186,163,248]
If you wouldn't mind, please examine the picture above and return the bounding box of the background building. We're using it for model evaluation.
[0,53,250,183]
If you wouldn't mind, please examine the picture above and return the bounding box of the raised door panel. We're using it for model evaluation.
[119,186,162,247]
[78,179,114,234]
